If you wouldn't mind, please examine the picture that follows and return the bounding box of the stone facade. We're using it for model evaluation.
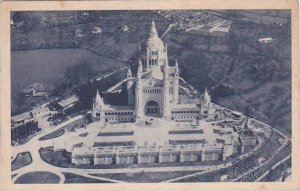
[75,21,259,167]
[92,21,213,123]
[71,144,230,165]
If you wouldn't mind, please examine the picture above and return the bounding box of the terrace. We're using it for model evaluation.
[53,116,242,153]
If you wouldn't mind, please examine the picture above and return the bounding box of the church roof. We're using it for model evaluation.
[105,105,134,110]
[171,103,198,109]
[142,65,164,81]
[58,95,79,108]
[141,77,163,87]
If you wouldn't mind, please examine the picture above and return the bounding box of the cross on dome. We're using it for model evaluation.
[149,19,159,38]
[145,20,165,54]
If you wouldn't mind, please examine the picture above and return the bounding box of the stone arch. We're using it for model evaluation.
[144,100,161,117]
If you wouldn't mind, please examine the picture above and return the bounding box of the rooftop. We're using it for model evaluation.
[11,113,32,123]
[241,130,255,137]
[57,95,79,108]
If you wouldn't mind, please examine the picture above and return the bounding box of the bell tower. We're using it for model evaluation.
[140,20,168,73]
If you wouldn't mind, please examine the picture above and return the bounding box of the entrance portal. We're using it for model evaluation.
[145,100,160,117]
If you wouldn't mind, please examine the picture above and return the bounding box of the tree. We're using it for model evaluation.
[15,94,26,114]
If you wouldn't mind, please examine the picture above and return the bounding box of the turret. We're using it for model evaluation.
[137,59,143,79]
[146,47,150,71]
[94,90,104,108]
[93,90,105,121]
[173,59,179,103]
[127,67,132,79]
[127,67,135,106]
[164,58,169,74]
[200,87,212,117]
[164,43,168,66]
[175,59,179,77]
[203,87,211,103]
[244,118,250,129]
[165,43,168,54]
[163,68,170,119]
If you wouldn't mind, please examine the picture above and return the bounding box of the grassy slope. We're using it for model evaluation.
[162,20,291,135]
[90,171,199,183]
[11,11,170,61]
[11,152,32,171]
[63,172,111,183]
[11,11,170,114]
[15,171,60,184]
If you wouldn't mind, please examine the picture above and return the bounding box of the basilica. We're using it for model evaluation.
[92,21,213,123]
[71,21,259,166]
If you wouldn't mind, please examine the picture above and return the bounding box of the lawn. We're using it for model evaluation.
[15,171,60,184]
[90,171,199,183]
[16,132,41,146]
[11,152,32,171]
[39,148,72,168]
[98,131,134,136]
[169,129,203,134]
[175,168,227,182]
[39,128,65,141]
[63,172,112,183]
[93,141,134,147]
[79,132,88,137]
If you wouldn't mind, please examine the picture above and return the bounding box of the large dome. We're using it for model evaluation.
[144,20,165,53]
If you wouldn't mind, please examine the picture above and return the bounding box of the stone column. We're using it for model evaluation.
[222,153,226,161]
[137,153,141,164]
[93,154,98,165]
[116,154,120,164]
[159,152,163,163]
[180,151,184,162]
[241,146,245,153]
[71,156,76,165]
[201,153,206,162]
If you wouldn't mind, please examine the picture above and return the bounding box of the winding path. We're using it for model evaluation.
[11,103,291,183]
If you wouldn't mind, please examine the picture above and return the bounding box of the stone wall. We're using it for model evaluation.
[72,146,225,165]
